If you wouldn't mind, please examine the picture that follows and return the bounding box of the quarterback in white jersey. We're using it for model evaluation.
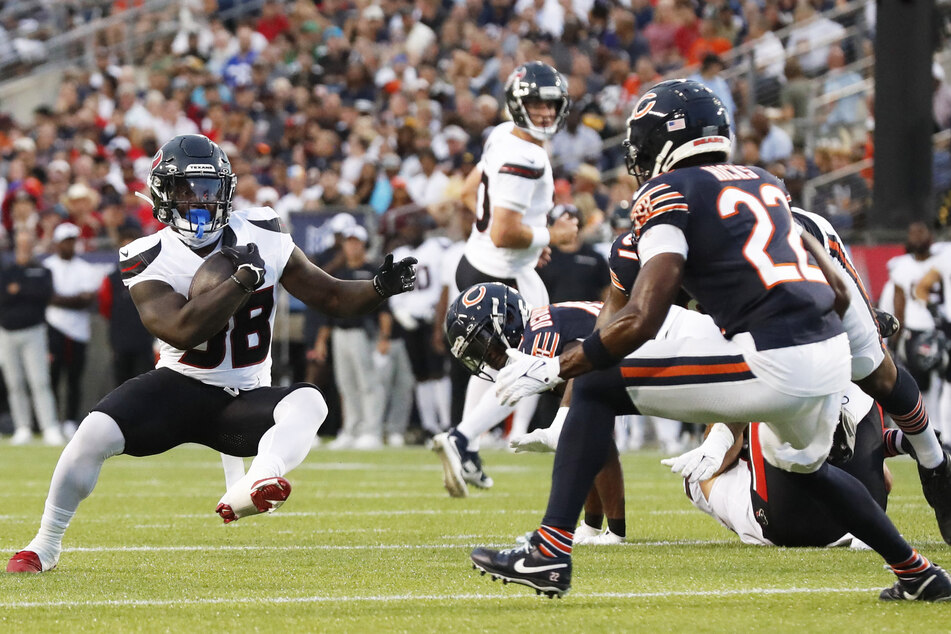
[7,135,417,574]
[436,61,579,492]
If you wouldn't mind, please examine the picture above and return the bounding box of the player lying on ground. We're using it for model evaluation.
[6,134,416,574]
[471,79,951,602]
[440,282,626,544]
[671,385,890,547]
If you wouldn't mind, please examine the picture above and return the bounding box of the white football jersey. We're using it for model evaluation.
[465,121,554,278]
[887,253,936,331]
[120,207,295,390]
[389,235,451,320]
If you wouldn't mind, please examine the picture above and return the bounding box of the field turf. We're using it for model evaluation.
[1,442,949,631]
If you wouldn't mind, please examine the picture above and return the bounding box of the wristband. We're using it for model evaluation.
[581,331,619,370]
[529,226,550,248]
[230,274,254,294]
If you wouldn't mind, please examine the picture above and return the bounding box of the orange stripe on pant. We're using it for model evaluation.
[750,423,768,502]
[620,361,751,379]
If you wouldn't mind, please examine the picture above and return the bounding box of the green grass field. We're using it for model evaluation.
[1,442,949,632]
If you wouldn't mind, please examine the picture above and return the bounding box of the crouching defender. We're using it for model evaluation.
[6,134,416,573]
[444,282,627,543]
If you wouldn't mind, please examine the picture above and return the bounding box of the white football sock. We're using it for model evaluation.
[415,381,441,435]
[457,384,515,452]
[434,376,452,431]
[221,387,327,505]
[510,394,539,438]
[26,411,125,569]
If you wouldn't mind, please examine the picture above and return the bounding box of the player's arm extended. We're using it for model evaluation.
[914,268,941,302]
[800,232,849,318]
[280,246,384,317]
[130,278,252,350]
[558,252,684,379]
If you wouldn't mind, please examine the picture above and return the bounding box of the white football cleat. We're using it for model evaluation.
[572,522,604,545]
[216,477,291,524]
[10,428,32,446]
[42,427,66,446]
[584,529,626,546]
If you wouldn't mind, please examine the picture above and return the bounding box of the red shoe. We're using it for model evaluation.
[6,550,44,573]
[216,477,291,524]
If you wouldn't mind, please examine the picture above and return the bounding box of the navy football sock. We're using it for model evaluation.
[791,463,914,565]
[881,367,944,468]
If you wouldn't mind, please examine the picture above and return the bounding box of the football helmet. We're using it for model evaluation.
[445,283,530,380]
[906,330,949,376]
[504,61,570,141]
[148,134,236,247]
[623,79,732,185]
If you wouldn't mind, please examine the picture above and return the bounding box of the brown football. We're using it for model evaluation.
[188,251,236,298]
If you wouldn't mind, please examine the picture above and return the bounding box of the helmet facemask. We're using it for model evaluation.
[512,92,570,141]
[152,172,235,248]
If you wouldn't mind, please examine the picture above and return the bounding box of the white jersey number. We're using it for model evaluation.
[717,185,825,289]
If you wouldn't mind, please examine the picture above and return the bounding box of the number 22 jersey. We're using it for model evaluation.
[632,164,842,351]
[119,207,295,390]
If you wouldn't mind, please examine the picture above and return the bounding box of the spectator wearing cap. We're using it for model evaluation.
[311,224,386,450]
[0,230,62,445]
[551,109,604,175]
[62,183,104,252]
[407,148,449,209]
[434,125,471,168]
[43,223,104,436]
[97,225,154,387]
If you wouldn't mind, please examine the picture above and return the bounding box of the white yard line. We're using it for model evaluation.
[0,586,884,609]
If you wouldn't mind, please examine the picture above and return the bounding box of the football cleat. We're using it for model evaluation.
[470,532,571,598]
[572,522,604,545]
[6,550,46,573]
[584,529,626,546]
[918,450,951,545]
[432,431,469,498]
[880,564,951,602]
[216,476,291,524]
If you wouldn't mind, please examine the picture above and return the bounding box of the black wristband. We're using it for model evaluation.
[230,274,254,294]
[581,331,619,370]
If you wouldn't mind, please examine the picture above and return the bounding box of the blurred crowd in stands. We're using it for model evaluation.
[1,0,950,252]
[1,0,951,445]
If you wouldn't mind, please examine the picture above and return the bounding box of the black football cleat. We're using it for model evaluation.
[470,532,571,598]
[880,564,951,602]
[918,450,951,545]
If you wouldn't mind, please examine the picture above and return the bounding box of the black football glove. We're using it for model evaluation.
[221,243,266,291]
[373,254,417,297]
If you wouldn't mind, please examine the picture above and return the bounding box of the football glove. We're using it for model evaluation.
[509,406,568,453]
[495,349,563,407]
[373,254,418,297]
[221,243,266,291]
[660,423,736,483]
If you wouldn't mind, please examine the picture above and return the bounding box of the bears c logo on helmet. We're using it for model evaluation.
[461,285,487,307]
[632,92,658,120]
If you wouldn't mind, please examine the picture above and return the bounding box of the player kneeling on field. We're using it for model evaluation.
[6,134,417,573]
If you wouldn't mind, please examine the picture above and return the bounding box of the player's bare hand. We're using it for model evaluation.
[548,213,579,248]
[536,246,552,268]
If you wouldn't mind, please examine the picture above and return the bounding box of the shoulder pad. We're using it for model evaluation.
[119,234,163,281]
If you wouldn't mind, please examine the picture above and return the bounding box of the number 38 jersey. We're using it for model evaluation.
[465,121,554,278]
[119,206,295,391]
[632,164,841,350]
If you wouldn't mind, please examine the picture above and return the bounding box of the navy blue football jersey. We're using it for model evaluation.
[631,164,842,349]
[608,232,640,296]
[519,302,601,358]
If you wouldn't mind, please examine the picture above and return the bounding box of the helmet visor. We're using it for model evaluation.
[171,175,226,204]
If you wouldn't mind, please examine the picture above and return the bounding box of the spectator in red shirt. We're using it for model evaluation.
[255,0,290,42]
